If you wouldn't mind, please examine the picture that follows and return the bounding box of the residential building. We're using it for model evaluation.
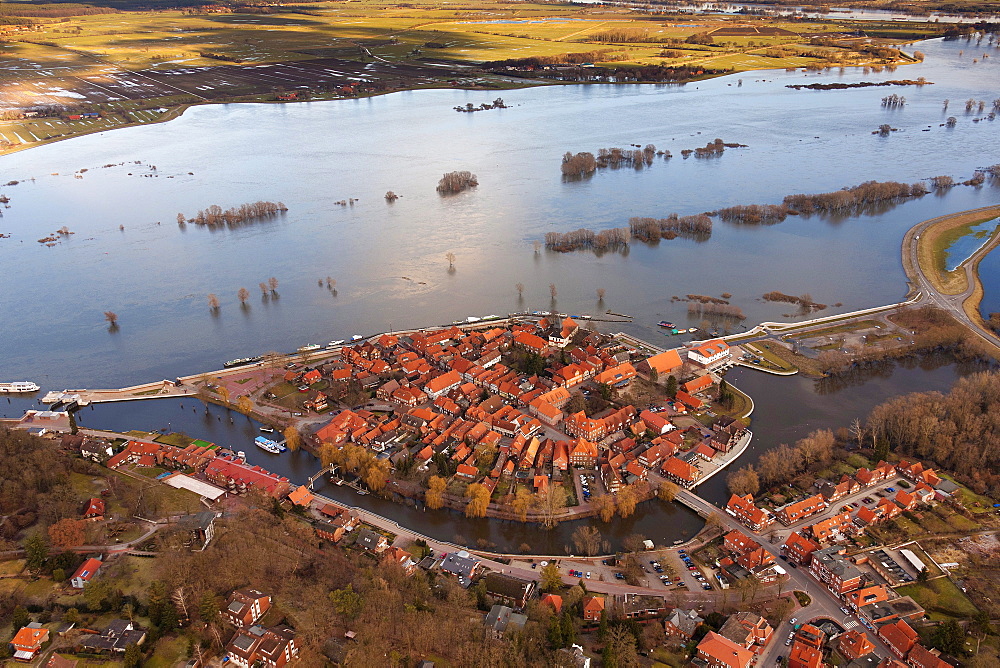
[70,557,102,589]
[718,612,773,655]
[582,595,605,622]
[223,589,272,628]
[355,528,389,553]
[906,644,951,668]
[783,532,820,566]
[382,546,417,576]
[540,594,563,614]
[788,641,824,668]
[775,494,828,525]
[226,624,298,668]
[846,585,890,612]
[661,456,701,487]
[484,604,527,639]
[78,620,146,655]
[839,629,875,661]
[726,493,774,532]
[664,608,703,644]
[568,437,599,467]
[10,624,49,662]
[687,339,731,367]
[83,497,105,519]
[809,546,863,595]
[484,572,535,610]
[440,551,481,587]
[879,619,918,658]
[694,631,754,668]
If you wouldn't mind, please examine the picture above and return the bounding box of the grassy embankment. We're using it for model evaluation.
[0,0,942,153]
[914,205,1000,331]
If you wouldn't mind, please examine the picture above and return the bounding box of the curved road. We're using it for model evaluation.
[901,205,1000,355]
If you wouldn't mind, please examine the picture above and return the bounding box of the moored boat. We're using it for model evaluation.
[224,356,263,368]
[0,381,40,393]
[297,344,321,353]
[255,436,283,453]
[657,321,675,329]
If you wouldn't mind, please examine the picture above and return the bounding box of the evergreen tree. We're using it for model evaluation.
[665,375,678,398]
[123,642,142,668]
[199,593,220,622]
[147,581,166,627]
[12,605,30,633]
[548,615,565,648]
[24,533,48,571]
[598,609,609,641]
[561,612,577,645]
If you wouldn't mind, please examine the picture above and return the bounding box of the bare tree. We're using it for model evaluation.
[207,294,219,310]
[515,282,525,298]
[533,240,542,254]
[597,288,606,301]
[549,284,557,299]
[177,213,186,225]
[385,191,398,202]
[259,282,269,296]
[237,288,250,305]
[268,277,278,293]
[104,311,118,326]
[326,276,335,289]
[445,252,455,268]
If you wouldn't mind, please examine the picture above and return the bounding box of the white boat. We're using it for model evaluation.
[351,334,363,341]
[236,451,246,460]
[255,436,283,453]
[327,340,345,348]
[259,426,274,433]
[466,316,481,323]
[1,382,41,393]
[297,344,321,353]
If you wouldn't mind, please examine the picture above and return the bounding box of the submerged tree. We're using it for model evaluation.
[445,252,456,269]
[104,311,118,326]
[237,287,250,305]
[207,293,220,310]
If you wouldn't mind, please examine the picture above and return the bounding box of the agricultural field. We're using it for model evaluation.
[0,0,941,153]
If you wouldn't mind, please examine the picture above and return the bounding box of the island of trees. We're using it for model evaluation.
[180,201,287,227]
[437,171,478,194]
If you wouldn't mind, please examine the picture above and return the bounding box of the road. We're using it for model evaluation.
[901,205,1000,355]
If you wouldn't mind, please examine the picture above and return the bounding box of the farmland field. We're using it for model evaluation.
[0,0,940,153]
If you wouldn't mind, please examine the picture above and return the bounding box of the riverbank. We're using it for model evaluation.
[913,205,1000,296]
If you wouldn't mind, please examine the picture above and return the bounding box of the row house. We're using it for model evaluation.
[226,624,298,668]
[838,629,876,662]
[775,494,828,525]
[879,619,918,659]
[846,585,890,612]
[782,531,820,566]
[106,440,161,469]
[551,361,598,388]
[639,441,676,470]
[639,409,673,435]
[683,374,714,395]
[594,362,637,388]
[897,460,941,487]
[695,631,754,668]
[818,474,861,502]
[855,461,897,487]
[513,332,548,355]
[569,437,598,467]
[725,494,775,532]
[809,545,863,596]
[808,511,855,543]
[203,457,290,498]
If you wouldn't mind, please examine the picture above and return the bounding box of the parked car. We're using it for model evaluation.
[863,496,875,504]
[702,583,712,590]
[887,487,896,492]
[614,572,626,580]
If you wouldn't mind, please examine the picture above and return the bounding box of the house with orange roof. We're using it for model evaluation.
[382,546,417,576]
[683,374,714,395]
[540,593,563,614]
[456,464,478,479]
[529,398,564,426]
[782,531,820,566]
[568,437,598,467]
[11,625,49,661]
[877,497,903,521]
[661,456,701,487]
[601,463,623,494]
[83,497,105,520]
[639,441,676,469]
[788,639,823,668]
[582,595,605,622]
[424,370,462,399]
[695,631,754,668]
[594,362,636,388]
[838,629,875,661]
[907,644,951,668]
[726,494,774,532]
[674,390,703,410]
[847,584,890,612]
[71,557,103,589]
[513,332,548,355]
[687,339,731,367]
[718,611,773,655]
[553,441,569,471]
[533,475,549,493]
[809,511,854,543]
[879,619,918,658]
[894,490,918,511]
[391,384,426,407]
[775,494,828,525]
[287,485,314,507]
[637,349,683,380]
[855,505,884,527]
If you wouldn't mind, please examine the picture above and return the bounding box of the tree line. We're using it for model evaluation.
[688,302,746,321]
[181,201,287,226]
[762,291,827,311]
[628,214,713,240]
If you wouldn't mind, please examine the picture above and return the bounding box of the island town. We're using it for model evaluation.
[3,305,996,667]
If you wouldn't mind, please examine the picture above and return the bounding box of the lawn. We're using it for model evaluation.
[896,577,978,620]
[143,633,189,668]
[794,319,885,340]
[742,342,798,374]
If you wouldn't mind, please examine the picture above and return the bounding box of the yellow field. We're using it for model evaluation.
[0,0,933,153]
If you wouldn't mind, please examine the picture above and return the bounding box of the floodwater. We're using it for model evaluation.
[942,216,998,271]
[1,36,998,391]
[979,245,1000,319]
[0,35,998,549]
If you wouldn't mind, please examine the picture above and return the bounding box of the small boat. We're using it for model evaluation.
[297,344,321,353]
[236,450,246,460]
[329,476,344,486]
[657,321,675,329]
[466,316,481,323]
[0,381,40,393]
[356,488,368,496]
[259,426,274,433]
[327,340,345,348]
[351,335,364,341]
